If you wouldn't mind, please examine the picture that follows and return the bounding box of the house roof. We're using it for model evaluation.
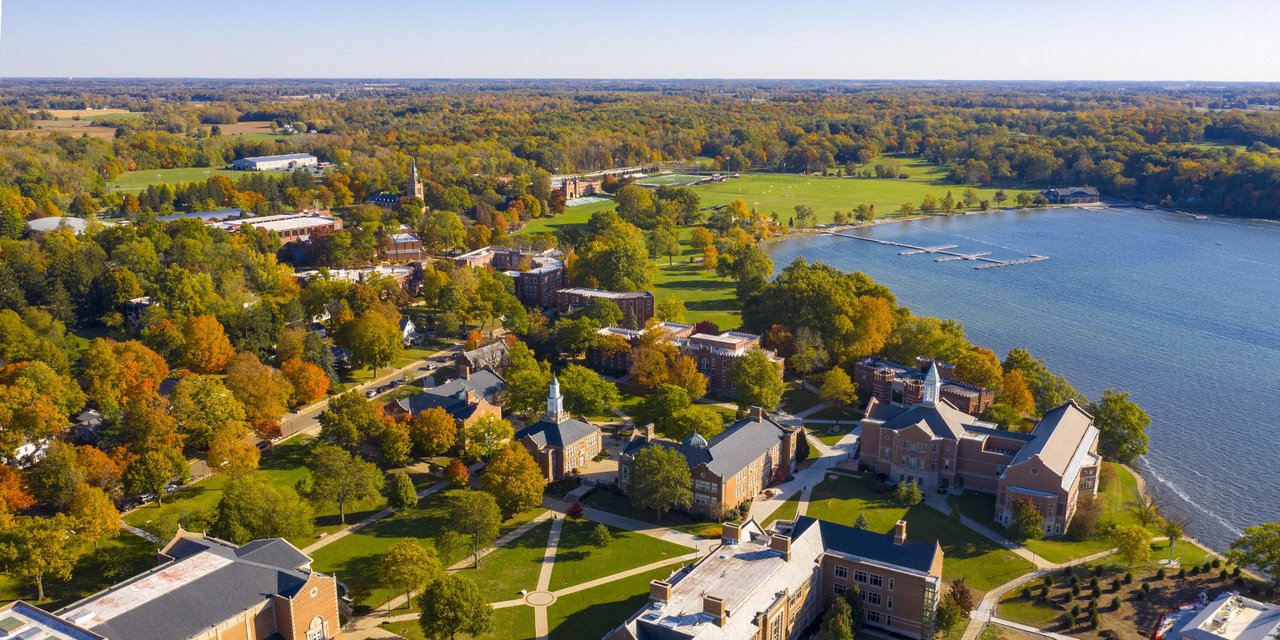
[517,418,599,449]
[625,414,793,479]
[864,396,976,440]
[392,369,506,417]
[58,535,319,640]
[1045,186,1100,196]
[790,516,941,574]
[1007,399,1099,489]
[460,341,509,369]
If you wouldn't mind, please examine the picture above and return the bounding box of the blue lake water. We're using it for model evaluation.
[766,207,1280,550]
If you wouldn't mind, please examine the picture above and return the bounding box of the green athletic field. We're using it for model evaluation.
[108,167,246,192]
[634,173,705,187]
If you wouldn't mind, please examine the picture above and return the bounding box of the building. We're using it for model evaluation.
[456,340,511,375]
[399,316,417,344]
[296,265,417,288]
[213,212,342,244]
[505,256,566,308]
[557,288,655,326]
[552,176,603,200]
[1041,186,1100,204]
[367,160,425,208]
[26,216,97,235]
[858,364,1102,535]
[0,530,341,640]
[514,378,603,481]
[157,208,249,223]
[678,330,783,397]
[385,226,424,262]
[605,516,942,640]
[1168,592,1280,640]
[620,408,800,517]
[383,367,505,429]
[853,357,995,415]
[231,153,318,171]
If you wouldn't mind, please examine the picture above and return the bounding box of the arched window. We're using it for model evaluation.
[306,615,328,640]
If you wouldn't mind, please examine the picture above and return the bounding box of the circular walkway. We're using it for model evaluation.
[524,590,556,607]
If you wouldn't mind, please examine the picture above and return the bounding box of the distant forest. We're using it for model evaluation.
[3,79,1280,220]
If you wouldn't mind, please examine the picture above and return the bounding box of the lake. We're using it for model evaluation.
[767,207,1280,551]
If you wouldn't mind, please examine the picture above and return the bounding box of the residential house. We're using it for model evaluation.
[514,378,603,481]
[1041,187,1100,204]
[853,357,995,415]
[619,408,799,517]
[398,316,417,344]
[858,364,1102,535]
[383,367,505,431]
[605,516,942,640]
[0,529,342,640]
[456,340,511,374]
[556,288,655,326]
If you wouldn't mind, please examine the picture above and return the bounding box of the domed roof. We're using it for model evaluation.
[683,433,709,449]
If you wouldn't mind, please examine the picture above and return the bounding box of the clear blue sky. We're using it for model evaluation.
[2,0,1278,80]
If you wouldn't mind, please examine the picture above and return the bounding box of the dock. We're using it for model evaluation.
[824,231,1049,270]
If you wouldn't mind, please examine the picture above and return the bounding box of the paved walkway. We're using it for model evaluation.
[922,493,1048,569]
[747,428,858,523]
[532,516,565,639]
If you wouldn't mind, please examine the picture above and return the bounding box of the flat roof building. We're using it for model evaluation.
[212,212,342,244]
[231,153,318,171]
[1173,592,1280,640]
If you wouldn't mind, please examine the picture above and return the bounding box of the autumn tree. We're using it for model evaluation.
[341,310,403,376]
[68,484,120,550]
[1110,524,1152,566]
[8,514,79,601]
[409,407,458,456]
[303,443,384,525]
[0,465,34,514]
[819,367,859,418]
[180,314,236,373]
[377,539,442,613]
[170,374,247,451]
[730,347,784,411]
[208,423,261,476]
[123,447,185,503]
[557,364,620,417]
[482,443,546,518]
[444,459,469,488]
[463,414,514,459]
[629,446,692,522]
[224,352,292,429]
[280,358,329,406]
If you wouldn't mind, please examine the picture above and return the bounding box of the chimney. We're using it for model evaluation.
[769,533,792,561]
[722,522,745,545]
[460,364,471,380]
[937,362,957,380]
[640,423,656,442]
[749,406,764,421]
[702,595,727,627]
[649,580,672,603]
[893,520,908,545]
[465,389,477,404]
[915,356,933,373]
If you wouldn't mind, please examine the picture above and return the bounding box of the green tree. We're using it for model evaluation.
[668,406,724,442]
[377,539,442,613]
[633,384,692,436]
[819,367,859,418]
[503,342,553,419]
[1003,348,1085,415]
[629,446,692,522]
[212,475,314,545]
[893,479,923,506]
[169,374,247,451]
[318,390,382,450]
[1110,524,1152,566]
[417,574,494,640]
[824,595,854,640]
[557,364,620,417]
[481,443,546,518]
[409,406,458,457]
[304,443,384,524]
[1228,523,1280,585]
[593,523,613,548]
[853,513,871,530]
[646,226,681,265]
[1163,517,1185,562]
[389,470,418,509]
[342,311,403,376]
[463,414,514,459]
[1009,498,1045,542]
[444,489,502,569]
[730,347,783,410]
[656,296,687,322]
[1089,389,1150,464]
[8,514,79,602]
[123,448,184,504]
[572,218,652,290]
[381,421,413,467]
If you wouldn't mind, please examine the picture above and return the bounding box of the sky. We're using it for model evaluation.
[2,0,1279,81]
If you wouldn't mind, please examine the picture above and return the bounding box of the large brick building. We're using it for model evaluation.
[606,516,943,640]
[587,324,784,398]
[620,408,799,517]
[556,288,655,326]
[859,364,1102,536]
[853,357,995,415]
[514,378,603,481]
[3,530,342,640]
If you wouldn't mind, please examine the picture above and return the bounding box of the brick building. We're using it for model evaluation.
[514,378,603,481]
[556,288,655,326]
[858,364,1102,536]
[853,357,995,415]
[383,368,505,432]
[606,516,942,640]
[212,212,343,245]
[5,530,342,640]
[587,324,783,398]
[620,408,799,517]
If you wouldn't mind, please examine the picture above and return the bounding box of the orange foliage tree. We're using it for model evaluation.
[180,315,237,373]
[280,358,329,407]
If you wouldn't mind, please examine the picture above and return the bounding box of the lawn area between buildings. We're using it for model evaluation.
[547,564,680,640]
[548,518,694,592]
[465,520,553,603]
[947,463,1157,564]
[582,486,717,537]
[761,491,801,527]
[805,473,1035,594]
[379,604,535,640]
[308,488,545,613]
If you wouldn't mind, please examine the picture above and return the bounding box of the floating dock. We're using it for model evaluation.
[824,231,1049,270]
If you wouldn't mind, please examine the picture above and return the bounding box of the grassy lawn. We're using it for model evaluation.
[582,488,714,537]
[781,383,822,414]
[335,346,439,392]
[807,424,853,447]
[947,463,1155,564]
[549,519,693,592]
[806,473,1034,594]
[108,167,246,191]
[464,521,553,602]
[548,565,679,640]
[379,604,535,640]
[309,488,544,612]
[761,492,801,527]
[0,532,157,609]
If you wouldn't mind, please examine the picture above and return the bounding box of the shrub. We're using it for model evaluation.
[1089,599,1099,611]
[1156,567,1166,580]
[1094,587,1103,598]
[1135,589,1146,601]
[1071,604,1082,617]
[592,523,613,548]
[1124,572,1134,585]
[1044,575,1055,587]
[1212,558,1222,569]
[567,500,585,519]
[1090,577,1100,590]
[1232,567,1242,578]
[1022,587,1032,599]
[1220,570,1229,581]
[1178,568,1187,579]
[1202,561,1212,572]
[1064,612,1077,628]
[1191,566,1201,576]
[1072,585,1082,597]
[1071,575,1081,587]
[1094,565,1104,577]
[1141,583,1151,595]
[1090,611,1101,629]
[1111,596,1121,611]
[1040,586,1050,599]
[1111,578,1121,591]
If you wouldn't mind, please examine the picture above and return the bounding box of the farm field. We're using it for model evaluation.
[31,108,142,121]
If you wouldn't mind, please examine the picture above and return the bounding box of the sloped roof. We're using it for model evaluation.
[791,516,940,573]
[626,414,793,479]
[865,396,975,440]
[459,341,510,369]
[517,418,599,449]
[1009,399,1097,475]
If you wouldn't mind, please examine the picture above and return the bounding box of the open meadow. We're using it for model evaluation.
[108,167,246,191]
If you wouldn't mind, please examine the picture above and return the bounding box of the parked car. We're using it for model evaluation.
[365,389,378,398]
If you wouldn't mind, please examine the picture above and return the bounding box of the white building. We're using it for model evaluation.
[230,153,318,171]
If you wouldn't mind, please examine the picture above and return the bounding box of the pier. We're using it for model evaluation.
[824,231,1049,270]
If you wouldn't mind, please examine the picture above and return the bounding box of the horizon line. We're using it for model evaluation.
[2,76,1280,85]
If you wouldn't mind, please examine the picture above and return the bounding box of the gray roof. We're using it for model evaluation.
[238,153,316,163]
[865,398,976,440]
[26,216,90,233]
[1008,399,1096,474]
[517,418,599,449]
[59,536,317,640]
[157,208,248,223]
[791,516,940,573]
[392,368,506,418]
[459,341,510,370]
[626,414,793,478]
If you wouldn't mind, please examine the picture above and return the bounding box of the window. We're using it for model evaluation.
[886,616,893,628]
[863,591,882,606]
[770,616,783,640]
[888,578,895,591]
[834,565,848,580]
[868,574,883,588]
[854,570,869,584]
[834,583,847,596]
[888,598,893,610]
[866,611,882,624]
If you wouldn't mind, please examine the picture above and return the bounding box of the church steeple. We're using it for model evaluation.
[545,376,567,423]
[923,362,942,407]
[407,158,424,201]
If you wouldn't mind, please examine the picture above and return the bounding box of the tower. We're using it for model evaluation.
[922,362,941,407]
[545,376,567,423]
[407,159,424,201]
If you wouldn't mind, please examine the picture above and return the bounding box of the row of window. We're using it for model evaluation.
[832,585,894,613]
[833,566,893,591]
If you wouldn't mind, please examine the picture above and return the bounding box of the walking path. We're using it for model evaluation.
[531,516,565,639]
[747,429,858,523]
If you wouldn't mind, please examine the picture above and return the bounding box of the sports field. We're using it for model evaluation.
[634,173,705,187]
[108,167,245,191]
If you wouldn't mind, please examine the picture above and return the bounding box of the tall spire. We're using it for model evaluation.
[546,376,566,423]
[407,158,424,200]
[923,362,942,407]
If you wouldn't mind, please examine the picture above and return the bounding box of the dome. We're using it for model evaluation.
[683,433,709,449]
